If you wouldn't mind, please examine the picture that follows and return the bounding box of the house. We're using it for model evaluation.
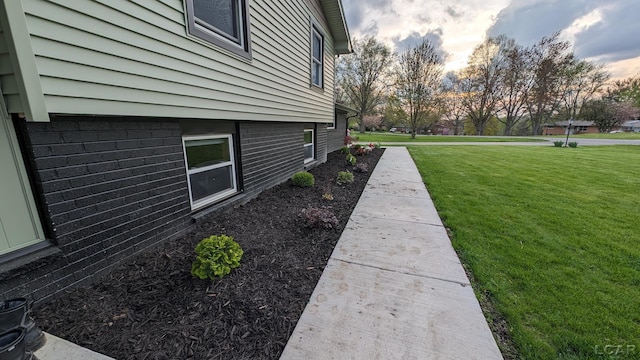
[542,120,600,135]
[620,120,640,132]
[329,103,355,151]
[0,0,351,302]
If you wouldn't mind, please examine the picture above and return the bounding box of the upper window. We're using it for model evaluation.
[186,0,252,59]
[304,129,315,163]
[182,135,238,209]
[311,25,324,88]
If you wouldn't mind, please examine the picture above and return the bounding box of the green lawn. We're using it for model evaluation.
[354,133,542,143]
[408,145,640,359]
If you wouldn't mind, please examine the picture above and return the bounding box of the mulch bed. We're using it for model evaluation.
[34,148,383,360]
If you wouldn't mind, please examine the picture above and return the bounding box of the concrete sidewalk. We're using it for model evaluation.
[280,147,503,360]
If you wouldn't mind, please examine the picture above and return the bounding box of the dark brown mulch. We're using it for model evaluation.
[34,148,383,360]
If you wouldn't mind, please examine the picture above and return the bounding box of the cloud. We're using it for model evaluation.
[343,1,365,31]
[343,0,394,35]
[342,0,640,79]
[572,1,640,62]
[445,6,462,18]
[392,29,450,62]
[486,0,597,46]
[362,21,380,37]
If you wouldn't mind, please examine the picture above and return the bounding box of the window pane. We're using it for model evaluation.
[313,32,322,60]
[185,138,231,169]
[312,62,321,86]
[304,144,313,160]
[194,0,238,39]
[304,131,313,144]
[189,165,234,202]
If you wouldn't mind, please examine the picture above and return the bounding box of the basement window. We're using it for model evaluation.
[182,134,238,209]
[304,129,315,163]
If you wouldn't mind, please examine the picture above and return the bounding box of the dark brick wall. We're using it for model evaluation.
[0,117,193,303]
[1,118,331,303]
[327,114,348,153]
[316,125,328,164]
[238,121,306,200]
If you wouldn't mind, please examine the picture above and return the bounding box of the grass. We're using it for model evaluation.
[408,145,640,359]
[353,133,542,143]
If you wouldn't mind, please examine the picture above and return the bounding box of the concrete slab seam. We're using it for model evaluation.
[331,258,471,287]
[349,214,445,228]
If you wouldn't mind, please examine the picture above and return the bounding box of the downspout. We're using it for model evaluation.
[346,111,359,136]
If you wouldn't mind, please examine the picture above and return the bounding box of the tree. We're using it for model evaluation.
[460,37,502,135]
[493,36,530,136]
[336,36,393,134]
[440,72,466,135]
[580,99,639,133]
[362,115,383,131]
[524,32,573,135]
[606,74,640,109]
[395,39,443,138]
[383,93,408,128]
[558,59,610,120]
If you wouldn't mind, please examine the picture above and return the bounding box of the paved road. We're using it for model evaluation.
[378,137,640,146]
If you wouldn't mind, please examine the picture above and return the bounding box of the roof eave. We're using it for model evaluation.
[319,0,352,54]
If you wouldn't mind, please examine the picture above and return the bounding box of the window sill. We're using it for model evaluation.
[191,191,245,223]
[304,159,319,170]
[310,84,324,93]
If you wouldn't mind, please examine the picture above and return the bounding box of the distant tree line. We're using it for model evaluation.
[336,33,640,136]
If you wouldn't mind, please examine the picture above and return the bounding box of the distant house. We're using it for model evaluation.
[0,0,351,302]
[620,120,640,132]
[542,120,600,135]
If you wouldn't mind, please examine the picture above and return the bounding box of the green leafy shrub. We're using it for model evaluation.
[340,146,350,154]
[291,171,315,187]
[301,207,339,229]
[346,153,357,166]
[568,141,578,148]
[336,171,354,185]
[191,235,243,280]
[553,141,564,147]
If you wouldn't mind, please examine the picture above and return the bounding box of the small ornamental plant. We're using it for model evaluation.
[568,141,578,148]
[353,162,369,173]
[291,171,315,187]
[553,141,564,147]
[346,153,357,166]
[322,179,334,201]
[301,207,339,229]
[336,171,354,185]
[191,235,243,280]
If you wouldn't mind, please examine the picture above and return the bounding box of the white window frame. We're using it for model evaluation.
[304,129,315,164]
[311,24,324,88]
[185,0,252,59]
[182,134,238,210]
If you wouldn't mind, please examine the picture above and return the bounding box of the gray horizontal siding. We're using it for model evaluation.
[327,113,347,152]
[19,0,335,123]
